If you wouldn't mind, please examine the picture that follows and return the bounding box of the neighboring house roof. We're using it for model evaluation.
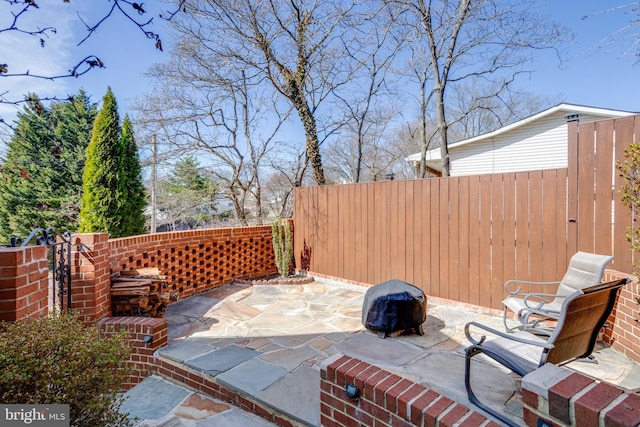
[406,103,637,175]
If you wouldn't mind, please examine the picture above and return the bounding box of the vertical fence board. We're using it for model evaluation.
[399,182,409,281]
[406,180,417,286]
[407,181,424,286]
[567,120,579,256]
[479,175,493,308]
[438,179,450,300]
[376,183,384,283]
[457,176,470,305]
[489,174,503,307]
[556,169,569,273]
[467,176,481,305]
[515,172,530,283]
[578,122,596,252]
[418,179,437,295]
[365,183,375,284]
[529,171,544,282]
[502,173,517,297]
[332,185,351,279]
[595,120,614,256]
[542,171,560,281]
[347,184,358,281]
[449,177,461,303]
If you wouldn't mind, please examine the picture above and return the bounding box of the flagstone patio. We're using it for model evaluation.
[122,277,640,426]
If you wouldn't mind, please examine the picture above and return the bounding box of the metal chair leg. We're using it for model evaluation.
[465,346,520,427]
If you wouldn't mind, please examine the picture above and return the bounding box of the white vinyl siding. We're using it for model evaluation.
[449,112,614,177]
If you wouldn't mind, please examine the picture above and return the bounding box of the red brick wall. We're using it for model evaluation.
[602,270,640,363]
[99,317,168,389]
[0,246,48,321]
[108,227,277,300]
[523,368,640,427]
[70,233,112,322]
[320,355,500,427]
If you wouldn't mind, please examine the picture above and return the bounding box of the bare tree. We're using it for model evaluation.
[169,0,372,185]
[386,0,571,176]
[396,84,553,179]
[0,0,183,129]
[331,7,404,183]
[134,46,289,225]
[1,0,180,81]
[583,2,640,64]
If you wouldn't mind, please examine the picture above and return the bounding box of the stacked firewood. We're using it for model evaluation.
[110,267,176,317]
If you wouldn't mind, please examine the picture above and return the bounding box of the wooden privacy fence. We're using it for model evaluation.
[293,115,640,311]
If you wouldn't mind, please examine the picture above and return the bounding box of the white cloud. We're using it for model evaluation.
[0,2,91,126]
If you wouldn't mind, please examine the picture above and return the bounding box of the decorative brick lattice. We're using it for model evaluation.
[109,227,278,300]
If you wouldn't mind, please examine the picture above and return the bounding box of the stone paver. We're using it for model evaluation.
[257,365,321,426]
[218,358,289,395]
[157,338,217,363]
[121,376,191,422]
[335,331,425,367]
[125,278,640,427]
[185,345,261,375]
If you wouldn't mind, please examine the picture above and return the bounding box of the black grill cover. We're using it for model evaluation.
[362,279,426,336]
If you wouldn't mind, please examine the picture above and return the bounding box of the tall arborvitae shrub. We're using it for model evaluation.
[120,115,147,235]
[271,215,293,277]
[79,88,125,237]
[0,92,96,241]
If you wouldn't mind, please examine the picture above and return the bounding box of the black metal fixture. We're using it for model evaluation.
[5,228,73,312]
[345,383,360,399]
[384,171,395,181]
[293,180,300,187]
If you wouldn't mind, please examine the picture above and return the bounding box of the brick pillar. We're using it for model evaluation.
[70,233,111,323]
[0,246,48,321]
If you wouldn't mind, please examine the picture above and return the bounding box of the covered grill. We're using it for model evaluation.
[362,279,427,338]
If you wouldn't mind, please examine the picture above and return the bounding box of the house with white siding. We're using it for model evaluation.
[405,103,637,177]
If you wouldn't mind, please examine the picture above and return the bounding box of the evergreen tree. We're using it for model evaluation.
[79,88,125,237]
[156,157,219,230]
[119,115,147,235]
[0,92,96,241]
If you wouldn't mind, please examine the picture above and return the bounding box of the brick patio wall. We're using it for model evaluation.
[320,355,500,427]
[99,317,168,390]
[108,226,277,301]
[0,246,48,321]
[602,270,640,364]
[522,364,640,427]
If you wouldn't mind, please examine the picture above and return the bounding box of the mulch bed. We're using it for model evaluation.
[233,274,314,286]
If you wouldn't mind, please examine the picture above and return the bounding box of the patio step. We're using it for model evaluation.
[152,352,317,427]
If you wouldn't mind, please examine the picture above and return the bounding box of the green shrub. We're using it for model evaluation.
[271,215,293,277]
[0,313,133,427]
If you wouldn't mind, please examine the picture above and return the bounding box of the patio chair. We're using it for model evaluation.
[502,251,613,335]
[465,277,629,427]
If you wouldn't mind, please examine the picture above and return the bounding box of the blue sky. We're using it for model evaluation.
[0,0,638,142]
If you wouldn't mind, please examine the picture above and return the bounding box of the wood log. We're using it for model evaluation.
[110,268,171,317]
[119,267,167,279]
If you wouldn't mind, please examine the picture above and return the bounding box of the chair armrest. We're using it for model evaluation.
[464,321,554,349]
[521,293,567,312]
[503,279,561,296]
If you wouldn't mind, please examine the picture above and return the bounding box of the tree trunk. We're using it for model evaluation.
[291,91,326,185]
[435,86,450,177]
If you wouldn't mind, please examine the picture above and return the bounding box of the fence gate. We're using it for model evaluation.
[11,228,73,312]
